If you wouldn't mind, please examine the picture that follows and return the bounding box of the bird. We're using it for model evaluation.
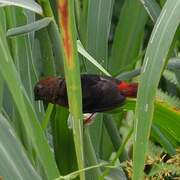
[34,74,138,113]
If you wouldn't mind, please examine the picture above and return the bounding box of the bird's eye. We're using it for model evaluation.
[34,86,39,95]
[34,84,43,96]
[36,84,43,89]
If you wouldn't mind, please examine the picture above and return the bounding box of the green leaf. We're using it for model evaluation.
[109,0,148,74]
[154,102,180,143]
[77,40,111,76]
[140,0,161,22]
[35,27,56,76]
[103,115,128,161]
[5,7,38,102]
[7,17,53,37]
[84,128,102,178]
[0,114,41,180]
[106,98,179,157]
[116,69,141,80]
[151,124,176,155]
[133,1,180,179]
[57,1,84,179]
[41,103,54,130]
[0,0,42,14]
[86,0,114,73]
[0,19,59,180]
[51,107,77,175]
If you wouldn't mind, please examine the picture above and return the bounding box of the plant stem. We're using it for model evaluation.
[57,1,85,179]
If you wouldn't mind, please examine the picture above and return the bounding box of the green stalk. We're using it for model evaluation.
[57,1,84,179]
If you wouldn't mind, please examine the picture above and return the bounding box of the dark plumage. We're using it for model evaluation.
[34,74,137,113]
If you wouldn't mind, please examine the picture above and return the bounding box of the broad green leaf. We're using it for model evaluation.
[0,114,41,180]
[133,1,180,179]
[5,7,38,102]
[86,0,114,73]
[35,28,56,76]
[51,107,77,175]
[0,19,59,180]
[109,0,148,75]
[153,102,180,142]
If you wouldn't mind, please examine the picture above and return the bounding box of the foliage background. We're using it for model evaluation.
[0,0,179,180]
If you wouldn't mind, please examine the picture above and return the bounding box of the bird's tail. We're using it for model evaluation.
[118,81,138,98]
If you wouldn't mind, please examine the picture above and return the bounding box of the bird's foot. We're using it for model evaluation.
[83,113,96,125]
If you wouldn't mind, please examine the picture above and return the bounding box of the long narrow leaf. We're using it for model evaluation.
[109,0,147,74]
[0,21,59,180]
[7,17,52,37]
[0,114,41,180]
[0,0,42,14]
[86,0,114,72]
[140,0,161,22]
[133,1,180,179]
[77,40,111,76]
[57,1,84,179]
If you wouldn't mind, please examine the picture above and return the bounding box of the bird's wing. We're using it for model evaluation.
[81,75,125,113]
